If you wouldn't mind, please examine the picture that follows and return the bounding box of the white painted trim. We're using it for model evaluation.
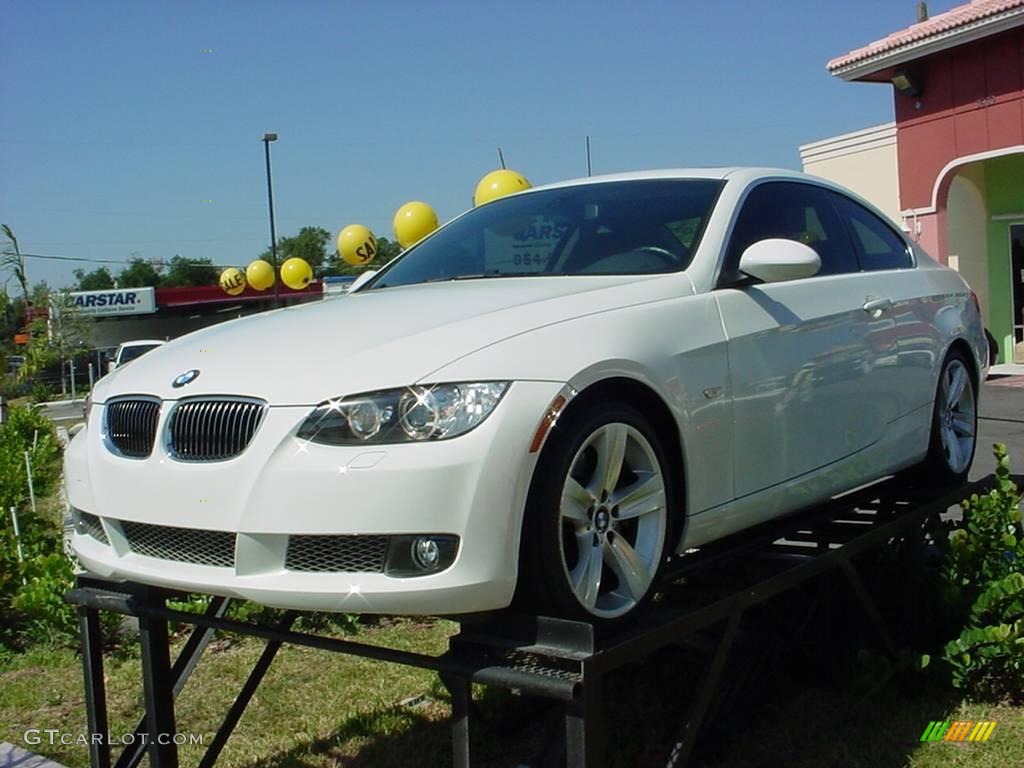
[1006,224,1024,352]
[929,146,1024,212]
[992,214,1024,222]
[799,123,897,163]
[899,146,1024,216]
[830,10,1024,80]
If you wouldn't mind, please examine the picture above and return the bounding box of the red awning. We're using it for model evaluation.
[155,282,322,309]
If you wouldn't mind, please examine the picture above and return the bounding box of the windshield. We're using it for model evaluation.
[118,344,160,364]
[368,179,723,290]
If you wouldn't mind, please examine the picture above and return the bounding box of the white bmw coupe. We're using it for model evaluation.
[67,168,987,621]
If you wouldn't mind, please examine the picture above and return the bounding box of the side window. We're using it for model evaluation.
[723,181,859,282]
[830,192,912,270]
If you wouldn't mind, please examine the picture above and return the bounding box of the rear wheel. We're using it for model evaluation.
[518,403,674,621]
[922,349,977,484]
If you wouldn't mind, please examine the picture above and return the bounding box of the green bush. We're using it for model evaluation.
[0,405,61,510]
[0,374,29,399]
[12,552,78,641]
[0,405,72,650]
[28,381,54,405]
[939,443,1024,701]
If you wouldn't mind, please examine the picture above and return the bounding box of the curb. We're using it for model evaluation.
[0,742,71,768]
[34,399,86,409]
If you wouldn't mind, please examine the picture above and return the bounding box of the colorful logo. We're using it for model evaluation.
[920,720,997,742]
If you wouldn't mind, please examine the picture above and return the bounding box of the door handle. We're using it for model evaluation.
[862,297,892,316]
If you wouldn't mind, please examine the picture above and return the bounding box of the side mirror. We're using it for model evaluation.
[349,270,378,293]
[738,239,821,283]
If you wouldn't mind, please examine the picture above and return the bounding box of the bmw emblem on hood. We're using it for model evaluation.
[172,369,201,388]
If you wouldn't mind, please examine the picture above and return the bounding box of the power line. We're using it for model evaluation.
[7,206,267,222]
[0,118,855,151]
[16,252,241,270]
[21,237,266,246]
[19,252,137,265]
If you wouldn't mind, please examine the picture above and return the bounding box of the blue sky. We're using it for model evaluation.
[2,0,945,289]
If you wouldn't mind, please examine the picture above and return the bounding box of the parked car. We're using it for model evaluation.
[107,339,165,374]
[66,168,987,621]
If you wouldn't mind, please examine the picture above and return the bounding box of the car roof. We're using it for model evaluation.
[118,339,165,348]
[522,167,898,237]
[529,167,811,192]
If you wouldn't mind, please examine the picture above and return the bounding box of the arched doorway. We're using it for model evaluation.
[940,151,1024,364]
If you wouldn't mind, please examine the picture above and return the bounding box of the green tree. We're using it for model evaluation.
[29,281,51,307]
[0,292,23,347]
[160,255,218,287]
[1,224,28,302]
[73,267,115,291]
[117,258,163,288]
[259,226,332,269]
[19,284,93,397]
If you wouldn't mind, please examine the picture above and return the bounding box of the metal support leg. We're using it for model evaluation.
[565,675,603,768]
[116,597,231,768]
[197,611,296,768]
[666,609,742,768]
[138,604,178,768]
[449,677,472,768]
[79,606,111,768]
[840,559,896,655]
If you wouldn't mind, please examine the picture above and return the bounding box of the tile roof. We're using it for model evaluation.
[828,0,1024,72]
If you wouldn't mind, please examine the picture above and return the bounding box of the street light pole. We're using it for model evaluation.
[262,132,280,308]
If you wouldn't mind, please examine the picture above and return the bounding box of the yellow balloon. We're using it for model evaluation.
[219,267,246,296]
[473,169,531,206]
[337,224,378,266]
[280,257,313,290]
[246,259,275,291]
[393,201,438,248]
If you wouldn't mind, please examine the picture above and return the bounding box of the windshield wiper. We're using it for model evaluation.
[422,272,544,283]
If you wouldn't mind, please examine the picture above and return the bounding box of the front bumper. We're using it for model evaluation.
[66,381,563,614]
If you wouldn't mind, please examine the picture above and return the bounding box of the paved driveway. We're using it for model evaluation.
[972,375,1024,481]
[35,399,86,423]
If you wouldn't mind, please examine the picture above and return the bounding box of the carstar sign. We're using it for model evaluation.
[71,287,156,317]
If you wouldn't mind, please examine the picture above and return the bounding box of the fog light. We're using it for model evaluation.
[385,534,459,577]
[412,537,440,569]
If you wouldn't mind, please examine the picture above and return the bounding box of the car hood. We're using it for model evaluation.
[94,275,689,405]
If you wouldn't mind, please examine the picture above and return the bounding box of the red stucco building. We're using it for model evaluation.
[826,0,1024,362]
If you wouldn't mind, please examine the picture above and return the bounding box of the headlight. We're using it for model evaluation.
[297,382,509,445]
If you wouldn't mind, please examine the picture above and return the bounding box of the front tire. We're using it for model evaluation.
[922,349,978,485]
[518,402,674,621]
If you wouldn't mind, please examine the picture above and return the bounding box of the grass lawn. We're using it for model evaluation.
[2,613,1021,768]
[2,458,1019,766]
[1,619,461,768]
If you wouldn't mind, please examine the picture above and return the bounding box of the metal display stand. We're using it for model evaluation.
[66,475,981,768]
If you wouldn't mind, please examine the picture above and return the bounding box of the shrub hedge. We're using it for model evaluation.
[0,405,74,652]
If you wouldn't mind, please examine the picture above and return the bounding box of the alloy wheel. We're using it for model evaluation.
[558,422,667,619]
[938,358,976,475]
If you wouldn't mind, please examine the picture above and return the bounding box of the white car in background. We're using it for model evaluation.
[107,339,166,374]
[66,168,986,621]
